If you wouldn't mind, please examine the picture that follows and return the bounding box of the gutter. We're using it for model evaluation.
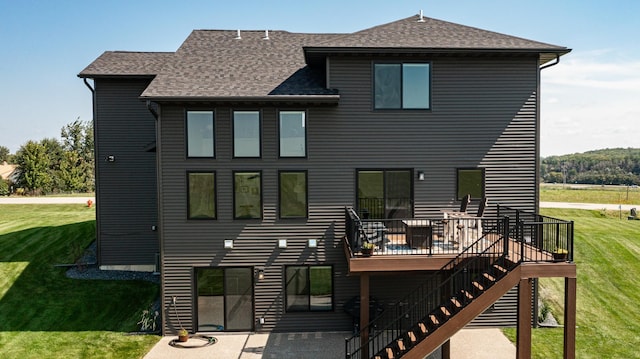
[540,54,560,70]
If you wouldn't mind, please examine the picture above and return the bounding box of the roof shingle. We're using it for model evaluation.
[79,14,570,100]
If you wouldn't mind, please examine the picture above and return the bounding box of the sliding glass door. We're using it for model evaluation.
[196,267,253,331]
[357,169,412,219]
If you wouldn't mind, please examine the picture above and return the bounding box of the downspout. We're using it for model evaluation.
[146,98,165,334]
[83,78,101,269]
[534,52,560,328]
[146,100,159,120]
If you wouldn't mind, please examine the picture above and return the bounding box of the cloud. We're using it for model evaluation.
[540,51,640,156]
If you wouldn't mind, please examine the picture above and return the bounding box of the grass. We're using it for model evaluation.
[503,208,640,358]
[541,183,640,205]
[0,204,159,359]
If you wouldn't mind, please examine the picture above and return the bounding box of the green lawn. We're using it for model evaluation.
[0,204,159,358]
[503,208,640,358]
[541,183,640,205]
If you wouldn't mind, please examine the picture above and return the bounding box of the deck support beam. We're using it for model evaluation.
[517,278,533,359]
[564,277,577,359]
[360,273,370,358]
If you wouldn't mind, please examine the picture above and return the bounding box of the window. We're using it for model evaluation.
[374,63,430,109]
[279,111,306,157]
[357,169,412,219]
[233,111,261,157]
[285,265,333,312]
[279,171,307,219]
[188,172,216,219]
[234,171,262,219]
[457,168,485,200]
[187,111,215,157]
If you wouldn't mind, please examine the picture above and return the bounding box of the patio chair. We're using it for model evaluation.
[476,197,488,217]
[459,194,471,213]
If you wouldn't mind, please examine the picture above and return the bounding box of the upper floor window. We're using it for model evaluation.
[457,168,485,200]
[279,171,307,219]
[374,63,430,110]
[187,172,216,219]
[233,111,261,158]
[187,110,215,157]
[234,171,262,219]
[279,111,306,157]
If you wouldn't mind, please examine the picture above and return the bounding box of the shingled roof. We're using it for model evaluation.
[140,30,341,101]
[79,13,570,101]
[78,51,173,78]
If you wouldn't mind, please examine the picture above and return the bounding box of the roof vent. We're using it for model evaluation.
[263,29,270,40]
[235,29,241,39]
[418,10,425,22]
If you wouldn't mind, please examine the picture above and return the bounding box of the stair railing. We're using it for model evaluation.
[345,216,510,359]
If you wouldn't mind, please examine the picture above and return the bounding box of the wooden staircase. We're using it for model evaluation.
[372,259,521,359]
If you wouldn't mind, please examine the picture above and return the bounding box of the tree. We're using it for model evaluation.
[0,146,10,163]
[60,120,94,192]
[14,140,52,193]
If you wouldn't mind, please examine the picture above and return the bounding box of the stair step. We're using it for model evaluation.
[440,306,452,317]
[472,281,485,291]
[450,297,463,309]
[417,322,428,335]
[461,290,474,300]
[493,263,508,273]
[396,338,406,353]
[406,330,418,343]
[385,346,395,359]
[483,272,497,282]
[429,314,441,326]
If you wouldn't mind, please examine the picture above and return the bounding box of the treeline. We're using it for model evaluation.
[0,120,94,195]
[541,148,640,185]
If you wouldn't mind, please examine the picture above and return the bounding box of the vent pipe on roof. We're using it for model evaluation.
[235,29,241,39]
[263,29,269,40]
[418,10,425,22]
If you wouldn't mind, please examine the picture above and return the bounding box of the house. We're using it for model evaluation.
[79,13,576,358]
[0,161,19,184]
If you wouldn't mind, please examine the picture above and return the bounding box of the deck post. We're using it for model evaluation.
[360,273,370,358]
[564,277,577,359]
[442,339,451,359]
[516,278,532,359]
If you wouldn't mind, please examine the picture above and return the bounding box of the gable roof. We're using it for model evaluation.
[79,13,570,101]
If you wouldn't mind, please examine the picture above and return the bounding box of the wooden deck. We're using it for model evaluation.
[345,234,576,276]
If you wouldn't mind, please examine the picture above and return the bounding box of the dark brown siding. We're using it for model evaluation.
[159,55,539,333]
[94,78,158,267]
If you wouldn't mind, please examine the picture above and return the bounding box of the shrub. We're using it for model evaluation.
[0,178,9,196]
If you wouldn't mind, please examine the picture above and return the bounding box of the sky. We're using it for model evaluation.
[1,0,638,157]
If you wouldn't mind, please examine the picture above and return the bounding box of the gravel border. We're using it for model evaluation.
[65,241,160,284]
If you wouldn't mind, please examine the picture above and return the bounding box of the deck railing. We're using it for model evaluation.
[345,207,502,257]
[498,205,575,262]
[346,206,574,262]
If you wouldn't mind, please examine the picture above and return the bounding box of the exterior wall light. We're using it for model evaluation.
[278,239,287,248]
[308,239,318,248]
[224,239,234,249]
[256,268,265,281]
[106,155,116,162]
[417,171,425,181]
